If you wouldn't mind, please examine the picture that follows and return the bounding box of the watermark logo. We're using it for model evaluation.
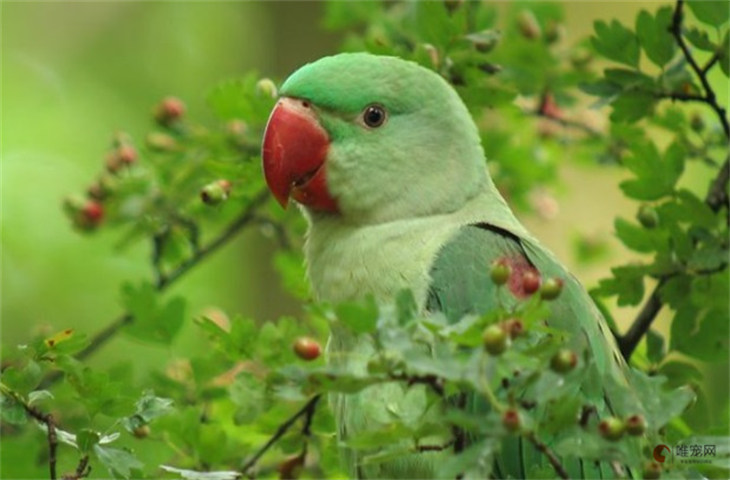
[653,444,671,463]
[653,443,717,465]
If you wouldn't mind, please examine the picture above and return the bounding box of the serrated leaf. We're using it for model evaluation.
[591,19,640,67]
[614,217,657,253]
[626,369,695,430]
[207,74,276,123]
[595,265,646,306]
[94,445,143,479]
[686,0,730,27]
[121,282,185,345]
[685,27,717,51]
[1,361,42,395]
[636,8,676,67]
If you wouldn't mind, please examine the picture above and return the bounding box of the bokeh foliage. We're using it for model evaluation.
[1,1,728,479]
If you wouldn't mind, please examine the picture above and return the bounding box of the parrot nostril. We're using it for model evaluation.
[301,100,310,109]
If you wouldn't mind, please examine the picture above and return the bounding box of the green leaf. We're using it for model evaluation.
[207,74,276,123]
[719,31,729,77]
[646,329,665,364]
[636,7,676,67]
[595,265,646,306]
[93,445,143,479]
[121,282,186,345]
[27,390,53,406]
[686,0,730,27]
[620,141,684,200]
[77,429,100,454]
[334,297,378,334]
[614,217,657,253]
[658,360,704,388]
[685,27,717,51]
[0,396,27,426]
[1,360,42,396]
[610,91,656,123]
[671,305,729,362]
[123,391,174,432]
[591,19,640,67]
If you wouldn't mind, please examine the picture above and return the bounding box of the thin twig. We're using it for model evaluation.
[616,0,730,360]
[417,440,455,452]
[670,0,730,139]
[1,385,58,479]
[39,190,271,389]
[240,395,321,476]
[525,431,569,480]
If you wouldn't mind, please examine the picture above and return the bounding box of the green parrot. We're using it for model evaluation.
[262,53,634,478]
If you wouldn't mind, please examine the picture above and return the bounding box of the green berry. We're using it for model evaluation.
[146,132,178,151]
[502,408,521,432]
[598,417,625,441]
[625,414,647,436]
[133,425,150,439]
[550,349,578,373]
[690,113,704,132]
[517,10,541,39]
[540,277,563,300]
[490,260,511,285]
[637,205,659,229]
[483,324,509,355]
[200,180,231,205]
[293,337,321,361]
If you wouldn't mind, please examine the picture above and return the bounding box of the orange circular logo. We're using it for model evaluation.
[653,444,671,463]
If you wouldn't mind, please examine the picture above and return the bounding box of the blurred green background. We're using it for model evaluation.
[2,0,717,409]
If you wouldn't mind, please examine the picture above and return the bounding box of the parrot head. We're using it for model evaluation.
[262,53,488,225]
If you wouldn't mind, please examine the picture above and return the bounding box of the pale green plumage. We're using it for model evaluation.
[281,53,632,478]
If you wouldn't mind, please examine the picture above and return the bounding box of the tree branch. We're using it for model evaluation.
[525,431,569,480]
[240,394,321,476]
[39,190,271,389]
[670,0,730,139]
[1,385,58,480]
[615,0,730,360]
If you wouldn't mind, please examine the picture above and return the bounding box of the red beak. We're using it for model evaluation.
[262,97,337,212]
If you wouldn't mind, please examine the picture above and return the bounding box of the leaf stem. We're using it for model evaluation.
[525,431,569,480]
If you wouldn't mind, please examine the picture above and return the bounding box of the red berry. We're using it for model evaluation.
[502,318,524,339]
[117,145,137,165]
[540,277,563,300]
[502,408,521,432]
[155,96,185,125]
[83,201,104,223]
[293,337,321,361]
[521,271,541,295]
[625,414,647,436]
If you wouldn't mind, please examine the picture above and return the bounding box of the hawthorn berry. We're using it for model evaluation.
[132,425,150,439]
[200,180,232,205]
[483,324,509,355]
[490,260,511,286]
[540,277,563,300]
[293,337,321,361]
[550,349,578,373]
[521,270,541,295]
[154,96,185,126]
[625,414,647,436]
[637,205,659,229]
[642,461,661,480]
[598,417,625,441]
[502,408,521,432]
[502,318,524,339]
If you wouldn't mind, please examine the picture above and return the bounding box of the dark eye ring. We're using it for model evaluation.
[362,104,386,128]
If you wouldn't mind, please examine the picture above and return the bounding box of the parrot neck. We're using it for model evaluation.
[304,183,526,306]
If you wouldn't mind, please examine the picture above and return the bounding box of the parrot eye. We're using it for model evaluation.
[362,104,386,128]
